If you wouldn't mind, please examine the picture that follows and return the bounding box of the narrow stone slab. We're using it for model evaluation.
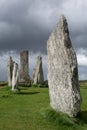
[20,50,30,82]
[47,15,82,117]
[12,62,19,91]
[7,56,14,87]
[33,56,44,84]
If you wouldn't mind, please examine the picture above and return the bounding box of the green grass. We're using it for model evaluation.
[0,83,87,130]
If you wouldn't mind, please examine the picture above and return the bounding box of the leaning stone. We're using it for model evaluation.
[12,62,19,91]
[33,56,44,84]
[47,15,82,117]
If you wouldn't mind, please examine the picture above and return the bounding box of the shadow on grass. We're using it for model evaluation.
[77,110,87,123]
[18,91,40,95]
[0,94,11,98]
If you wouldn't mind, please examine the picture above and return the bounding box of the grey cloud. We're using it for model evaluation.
[0,0,72,52]
[0,0,87,81]
[78,66,87,80]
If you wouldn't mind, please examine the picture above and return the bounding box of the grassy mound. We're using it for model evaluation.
[41,108,87,130]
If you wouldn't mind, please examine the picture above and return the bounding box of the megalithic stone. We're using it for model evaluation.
[32,68,36,80]
[20,50,30,82]
[7,56,14,87]
[12,62,19,91]
[33,56,44,84]
[47,15,82,117]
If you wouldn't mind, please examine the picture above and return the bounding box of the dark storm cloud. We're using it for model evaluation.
[2,0,87,53]
[0,0,67,52]
[0,0,87,81]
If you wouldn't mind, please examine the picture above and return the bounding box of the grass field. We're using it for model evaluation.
[0,82,87,130]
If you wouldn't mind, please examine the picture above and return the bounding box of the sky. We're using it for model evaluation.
[0,0,87,81]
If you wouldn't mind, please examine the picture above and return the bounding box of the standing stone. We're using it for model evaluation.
[12,62,19,91]
[32,68,36,80]
[20,50,30,82]
[7,56,14,87]
[47,15,82,117]
[33,56,44,84]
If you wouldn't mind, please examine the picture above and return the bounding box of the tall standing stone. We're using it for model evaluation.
[33,56,44,84]
[12,62,19,91]
[7,56,14,87]
[32,68,36,80]
[47,15,82,117]
[20,50,30,82]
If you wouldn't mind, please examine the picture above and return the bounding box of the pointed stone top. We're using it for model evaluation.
[47,15,71,48]
[60,15,66,21]
[58,15,67,24]
[57,15,69,34]
[37,55,42,60]
[9,56,12,59]
[8,56,13,62]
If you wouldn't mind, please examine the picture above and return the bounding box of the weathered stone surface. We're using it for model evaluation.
[12,62,19,91]
[32,68,36,80]
[20,50,30,82]
[7,56,14,87]
[33,56,44,84]
[47,15,82,117]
